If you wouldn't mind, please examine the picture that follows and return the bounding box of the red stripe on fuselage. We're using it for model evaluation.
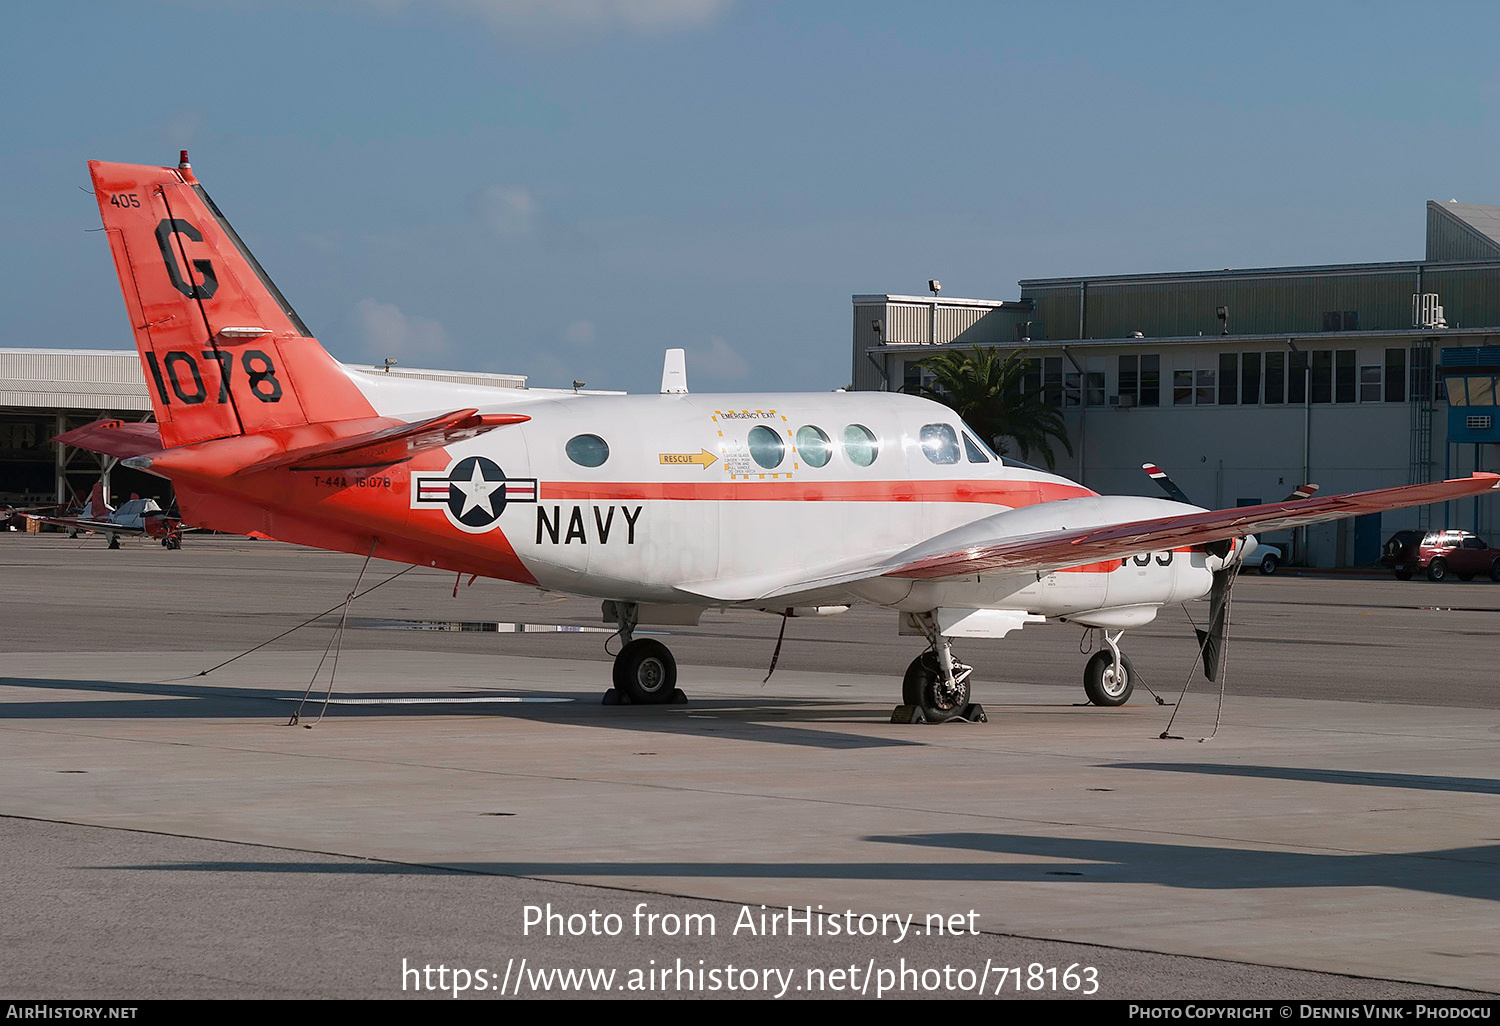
[539,479,1094,504]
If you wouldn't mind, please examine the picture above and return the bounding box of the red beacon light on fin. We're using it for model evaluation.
[178,150,191,169]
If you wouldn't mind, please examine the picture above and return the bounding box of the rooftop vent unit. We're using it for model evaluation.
[1413,293,1447,329]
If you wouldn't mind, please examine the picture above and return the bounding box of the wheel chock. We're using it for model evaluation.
[602,688,690,706]
[890,703,987,724]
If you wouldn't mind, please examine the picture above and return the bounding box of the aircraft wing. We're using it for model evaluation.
[681,473,1499,603]
[889,473,1499,580]
[23,514,151,534]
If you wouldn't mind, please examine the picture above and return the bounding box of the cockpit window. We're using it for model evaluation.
[565,434,609,467]
[919,423,961,465]
[962,432,990,463]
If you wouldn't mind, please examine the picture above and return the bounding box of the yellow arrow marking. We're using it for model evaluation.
[659,449,719,469]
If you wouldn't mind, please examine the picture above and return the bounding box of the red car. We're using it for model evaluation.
[1381,530,1500,582]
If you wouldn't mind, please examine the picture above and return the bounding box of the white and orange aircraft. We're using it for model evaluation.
[60,154,1499,721]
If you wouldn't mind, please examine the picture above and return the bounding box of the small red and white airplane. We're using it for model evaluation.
[21,481,186,549]
[61,154,1499,720]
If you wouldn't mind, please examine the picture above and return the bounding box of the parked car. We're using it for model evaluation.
[1381,529,1500,582]
[1244,541,1283,575]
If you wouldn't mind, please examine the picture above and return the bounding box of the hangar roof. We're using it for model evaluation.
[0,348,150,412]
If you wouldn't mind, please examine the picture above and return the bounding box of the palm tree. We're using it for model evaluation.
[909,347,1073,470]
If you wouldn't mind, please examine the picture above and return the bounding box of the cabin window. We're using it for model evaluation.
[843,424,879,467]
[565,434,609,467]
[796,425,832,468]
[748,425,785,469]
[919,423,961,464]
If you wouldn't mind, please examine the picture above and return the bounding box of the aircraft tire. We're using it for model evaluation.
[901,652,970,719]
[613,639,677,704]
[1083,650,1135,707]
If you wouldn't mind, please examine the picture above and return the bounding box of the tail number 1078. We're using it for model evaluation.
[143,348,283,405]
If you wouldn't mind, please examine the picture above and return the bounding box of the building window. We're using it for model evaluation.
[1384,348,1406,403]
[1196,367,1216,406]
[1173,367,1193,406]
[1290,351,1309,404]
[1359,363,1382,403]
[1064,369,1081,407]
[1119,355,1138,404]
[1310,350,1332,404]
[1336,349,1356,404]
[1218,353,1238,406]
[1140,354,1160,406]
[1241,352,1262,405]
[1264,351,1285,405]
[1085,356,1106,406]
[1023,358,1041,401]
[1043,356,1063,408]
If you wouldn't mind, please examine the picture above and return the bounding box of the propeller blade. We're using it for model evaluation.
[1142,463,1194,505]
[1194,566,1236,682]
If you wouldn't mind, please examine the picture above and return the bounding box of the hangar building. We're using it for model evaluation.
[0,349,525,510]
[852,200,1500,567]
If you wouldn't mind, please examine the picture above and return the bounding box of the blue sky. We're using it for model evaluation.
[4,1,1499,393]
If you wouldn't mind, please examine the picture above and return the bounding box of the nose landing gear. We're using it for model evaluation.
[1083,629,1135,707]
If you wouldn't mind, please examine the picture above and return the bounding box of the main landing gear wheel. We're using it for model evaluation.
[901,651,972,720]
[612,638,678,704]
[1083,649,1135,707]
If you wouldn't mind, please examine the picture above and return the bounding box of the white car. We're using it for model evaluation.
[1246,542,1283,575]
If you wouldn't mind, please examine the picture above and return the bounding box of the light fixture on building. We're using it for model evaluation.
[1216,306,1230,335]
[871,319,883,339]
[383,357,399,373]
[928,279,941,296]
[572,380,586,392]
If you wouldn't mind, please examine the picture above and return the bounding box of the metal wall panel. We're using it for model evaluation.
[1427,205,1500,262]
[885,303,931,344]
[1422,267,1500,329]
[1025,285,1081,341]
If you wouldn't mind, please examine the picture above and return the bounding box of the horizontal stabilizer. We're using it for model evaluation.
[255,409,530,472]
[54,420,164,460]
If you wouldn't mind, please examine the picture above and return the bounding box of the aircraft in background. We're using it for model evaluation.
[22,481,186,549]
[56,154,1499,720]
